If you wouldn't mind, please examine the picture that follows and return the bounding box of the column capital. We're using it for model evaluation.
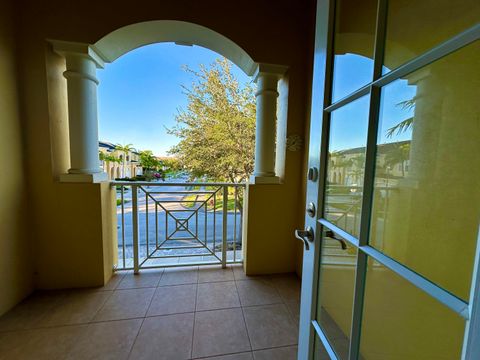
[253,63,288,83]
[49,40,105,69]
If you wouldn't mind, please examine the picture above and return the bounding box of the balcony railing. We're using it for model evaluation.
[112,181,245,272]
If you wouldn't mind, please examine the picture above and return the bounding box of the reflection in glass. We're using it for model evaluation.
[331,0,377,101]
[360,258,465,359]
[383,0,480,72]
[370,43,480,300]
[325,95,369,237]
[314,335,331,360]
[316,231,357,360]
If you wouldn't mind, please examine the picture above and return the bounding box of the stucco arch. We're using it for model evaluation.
[93,20,257,76]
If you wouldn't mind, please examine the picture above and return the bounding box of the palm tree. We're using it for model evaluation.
[115,143,134,178]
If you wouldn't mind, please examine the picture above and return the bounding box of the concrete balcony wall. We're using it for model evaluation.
[0,0,34,315]
[12,0,315,290]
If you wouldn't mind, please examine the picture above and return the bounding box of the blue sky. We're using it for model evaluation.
[98,47,415,156]
[97,43,251,156]
[329,54,416,151]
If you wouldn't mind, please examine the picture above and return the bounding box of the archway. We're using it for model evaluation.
[51,20,287,184]
[94,20,257,76]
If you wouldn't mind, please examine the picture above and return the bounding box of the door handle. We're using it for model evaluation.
[295,226,314,250]
[325,230,348,250]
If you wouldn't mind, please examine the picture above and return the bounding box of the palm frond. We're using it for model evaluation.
[386,117,413,138]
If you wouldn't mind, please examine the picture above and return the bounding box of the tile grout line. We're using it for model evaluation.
[125,270,162,360]
[234,269,254,354]
[190,266,200,359]
[192,343,300,359]
[88,287,116,325]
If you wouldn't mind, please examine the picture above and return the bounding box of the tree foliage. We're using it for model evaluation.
[167,58,256,182]
[99,152,121,163]
[115,143,134,177]
[139,150,160,170]
[385,143,410,176]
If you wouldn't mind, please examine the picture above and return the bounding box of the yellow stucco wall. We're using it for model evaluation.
[0,0,34,315]
[9,0,315,291]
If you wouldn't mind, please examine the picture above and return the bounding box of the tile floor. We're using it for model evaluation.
[0,265,301,360]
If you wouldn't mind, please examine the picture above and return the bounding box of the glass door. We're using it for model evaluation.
[298,0,480,359]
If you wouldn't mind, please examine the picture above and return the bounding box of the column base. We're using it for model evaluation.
[249,175,281,184]
[59,172,109,183]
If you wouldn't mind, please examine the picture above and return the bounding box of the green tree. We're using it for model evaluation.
[385,143,410,177]
[160,157,182,177]
[99,152,121,163]
[139,150,160,170]
[115,143,134,178]
[348,154,366,184]
[167,58,256,183]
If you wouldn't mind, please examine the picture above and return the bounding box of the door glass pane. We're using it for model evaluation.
[383,0,480,72]
[370,42,480,300]
[314,335,331,360]
[316,230,358,360]
[331,0,377,102]
[325,95,369,237]
[359,258,465,359]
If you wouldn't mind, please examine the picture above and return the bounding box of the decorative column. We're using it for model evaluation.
[51,41,108,182]
[250,63,287,184]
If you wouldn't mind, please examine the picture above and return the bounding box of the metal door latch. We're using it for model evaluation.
[307,167,318,182]
[295,226,314,250]
[306,202,316,217]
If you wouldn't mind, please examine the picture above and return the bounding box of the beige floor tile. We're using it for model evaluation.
[285,301,300,326]
[159,266,198,286]
[147,284,196,316]
[196,281,240,311]
[117,270,163,289]
[0,324,87,360]
[130,313,194,360]
[253,346,298,360]
[198,352,254,360]
[232,266,271,283]
[269,275,301,303]
[243,304,298,350]
[192,308,251,358]
[66,319,142,359]
[232,265,248,281]
[198,266,234,283]
[39,290,111,326]
[93,288,155,321]
[0,291,66,331]
[236,279,281,307]
[97,271,127,291]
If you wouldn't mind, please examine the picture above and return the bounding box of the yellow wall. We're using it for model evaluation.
[10,0,315,291]
[0,0,34,315]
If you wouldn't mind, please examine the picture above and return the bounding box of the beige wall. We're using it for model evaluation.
[0,0,34,315]
[12,0,315,288]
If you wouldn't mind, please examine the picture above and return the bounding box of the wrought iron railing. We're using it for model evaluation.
[112,181,245,272]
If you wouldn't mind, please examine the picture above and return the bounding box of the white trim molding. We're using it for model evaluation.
[50,40,108,183]
[250,63,288,184]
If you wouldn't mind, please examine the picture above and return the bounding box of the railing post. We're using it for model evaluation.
[132,185,139,274]
[222,185,228,268]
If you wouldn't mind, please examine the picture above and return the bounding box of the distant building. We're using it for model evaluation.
[99,141,142,180]
[329,140,411,187]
